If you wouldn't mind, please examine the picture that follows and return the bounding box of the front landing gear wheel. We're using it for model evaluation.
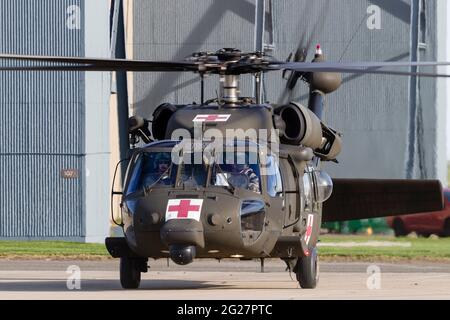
[120,257,141,289]
[294,247,319,289]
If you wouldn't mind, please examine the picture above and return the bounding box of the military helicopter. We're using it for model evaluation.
[0,45,447,290]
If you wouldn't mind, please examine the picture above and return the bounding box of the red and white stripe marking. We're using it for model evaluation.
[304,214,314,245]
[193,114,231,122]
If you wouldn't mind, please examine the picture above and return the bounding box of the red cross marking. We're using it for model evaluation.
[196,115,225,121]
[168,200,200,218]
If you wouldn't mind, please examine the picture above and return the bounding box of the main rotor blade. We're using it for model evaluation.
[0,66,113,71]
[6,63,449,77]
[0,65,193,72]
[0,54,198,72]
[3,53,450,77]
[276,60,450,76]
[283,68,450,78]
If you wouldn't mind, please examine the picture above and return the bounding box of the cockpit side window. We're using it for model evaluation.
[125,151,176,194]
[125,154,143,195]
[266,155,283,197]
[141,152,176,187]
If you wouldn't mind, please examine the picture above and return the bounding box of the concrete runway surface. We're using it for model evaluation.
[0,259,449,299]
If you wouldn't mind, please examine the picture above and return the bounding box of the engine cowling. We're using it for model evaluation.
[274,102,323,149]
[152,103,180,140]
[315,124,342,161]
[274,102,342,161]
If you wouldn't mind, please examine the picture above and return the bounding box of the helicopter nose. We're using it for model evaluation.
[160,219,204,265]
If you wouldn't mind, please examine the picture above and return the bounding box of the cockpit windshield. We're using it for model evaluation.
[176,153,208,188]
[125,151,177,195]
[124,141,264,194]
[211,150,261,194]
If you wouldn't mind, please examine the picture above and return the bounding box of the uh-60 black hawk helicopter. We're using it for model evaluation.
[0,45,447,289]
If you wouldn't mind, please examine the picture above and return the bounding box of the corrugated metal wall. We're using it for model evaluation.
[415,0,439,180]
[0,0,442,239]
[268,0,414,180]
[0,0,85,238]
[131,0,444,181]
[132,0,256,115]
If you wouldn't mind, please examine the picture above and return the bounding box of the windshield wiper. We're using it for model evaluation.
[214,163,236,194]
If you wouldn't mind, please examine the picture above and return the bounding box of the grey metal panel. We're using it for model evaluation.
[415,2,438,180]
[83,0,112,242]
[0,155,83,237]
[0,0,85,237]
[0,0,84,155]
[268,0,412,179]
[132,0,443,180]
[132,0,256,116]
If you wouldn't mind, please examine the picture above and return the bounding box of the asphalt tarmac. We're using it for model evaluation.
[0,259,449,299]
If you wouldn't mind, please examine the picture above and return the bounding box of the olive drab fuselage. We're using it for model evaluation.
[2,45,446,289]
[119,103,325,261]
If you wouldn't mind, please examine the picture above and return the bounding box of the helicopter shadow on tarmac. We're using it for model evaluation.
[0,279,222,292]
[0,276,302,292]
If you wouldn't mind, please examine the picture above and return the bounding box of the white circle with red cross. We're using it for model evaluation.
[165,199,204,222]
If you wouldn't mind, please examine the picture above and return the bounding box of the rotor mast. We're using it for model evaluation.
[220,74,240,103]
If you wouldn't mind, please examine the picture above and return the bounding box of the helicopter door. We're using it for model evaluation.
[240,199,267,246]
[279,157,298,228]
[265,155,285,230]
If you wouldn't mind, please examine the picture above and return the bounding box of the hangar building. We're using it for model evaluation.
[0,0,447,242]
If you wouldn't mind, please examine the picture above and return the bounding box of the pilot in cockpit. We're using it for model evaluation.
[214,162,260,193]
